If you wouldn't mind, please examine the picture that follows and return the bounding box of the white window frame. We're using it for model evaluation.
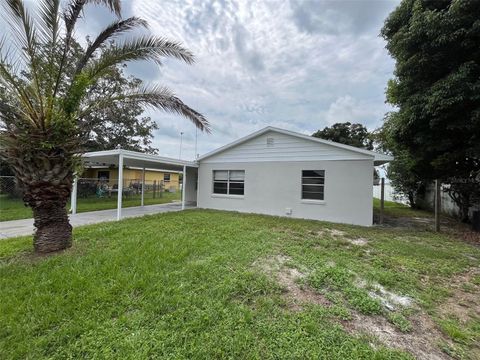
[301,170,325,202]
[212,170,245,197]
[164,173,171,182]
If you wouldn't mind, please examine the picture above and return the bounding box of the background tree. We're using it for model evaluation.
[82,64,159,154]
[380,0,480,221]
[312,122,374,150]
[312,122,379,182]
[377,114,424,207]
[0,0,209,253]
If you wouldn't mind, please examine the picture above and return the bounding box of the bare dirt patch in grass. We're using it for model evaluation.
[306,228,347,238]
[437,267,480,325]
[346,269,480,359]
[349,238,369,246]
[328,229,346,237]
[253,255,468,359]
[356,279,413,311]
[317,229,370,247]
[344,312,452,360]
[375,211,480,246]
[254,255,330,310]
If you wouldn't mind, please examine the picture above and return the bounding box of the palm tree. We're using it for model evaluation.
[0,0,210,253]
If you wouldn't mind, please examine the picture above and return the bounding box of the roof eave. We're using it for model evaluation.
[198,126,394,163]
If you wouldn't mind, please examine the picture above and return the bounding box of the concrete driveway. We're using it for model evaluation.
[0,202,193,239]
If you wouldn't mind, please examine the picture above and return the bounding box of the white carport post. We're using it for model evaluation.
[117,151,124,221]
[141,167,145,207]
[181,165,186,210]
[71,176,78,215]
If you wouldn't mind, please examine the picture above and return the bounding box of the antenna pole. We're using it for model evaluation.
[179,132,184,159]
[195,127,198,159]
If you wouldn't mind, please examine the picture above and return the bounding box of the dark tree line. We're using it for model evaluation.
[379,0,480,221]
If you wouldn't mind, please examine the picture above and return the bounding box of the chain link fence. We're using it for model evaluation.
[0,175,22,199]
[75,177,181,208]
[0,175,181,221]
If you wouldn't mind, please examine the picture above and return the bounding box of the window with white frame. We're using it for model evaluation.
[164,173,171,182]
[302,170,325,200]
[213,170,245,195]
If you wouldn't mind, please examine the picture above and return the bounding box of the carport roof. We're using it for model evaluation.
[82,149,198,172]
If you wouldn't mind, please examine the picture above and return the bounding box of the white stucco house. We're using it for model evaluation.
[195,127,392,226]
[82,127,392,226]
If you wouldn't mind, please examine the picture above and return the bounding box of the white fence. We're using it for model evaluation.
[373,183,408,204]
[373,181,479,219]
[420,183,480,218]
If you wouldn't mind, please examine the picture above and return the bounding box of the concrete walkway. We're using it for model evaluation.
[0,202,194,239]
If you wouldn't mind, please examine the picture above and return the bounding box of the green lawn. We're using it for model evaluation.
[0,192,181,221]
[373,198,432,218]
[1,209,479,359]
[1,196,427,223]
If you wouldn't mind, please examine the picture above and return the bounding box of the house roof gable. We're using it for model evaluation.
[198,126,393,165]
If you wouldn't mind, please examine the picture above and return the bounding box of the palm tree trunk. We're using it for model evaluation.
[23,180,73,253]
[32,201,72,253]
[6,149,75,253]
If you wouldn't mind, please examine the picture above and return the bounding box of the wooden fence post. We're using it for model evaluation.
[153,180,156,199]
[380,177,385,224]
[435,179,441,232]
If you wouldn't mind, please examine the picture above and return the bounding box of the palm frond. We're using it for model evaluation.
[64,0,121,34]
[3,0,38,63]
[83,36,194,80]
[2,0,45,120]
[0,37,38,125]
[37,0,60,44]
[91,0,121,16]
[76,17,148,74]
[80,85,210,132]
[55,0,121,99]
[0,97,23,127]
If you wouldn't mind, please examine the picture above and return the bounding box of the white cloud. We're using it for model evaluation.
[0,0,400,159]
[325,95,384,129]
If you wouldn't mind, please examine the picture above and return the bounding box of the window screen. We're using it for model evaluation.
[302,170,325,200]
[213,170,245,195]
[164,173,171,182]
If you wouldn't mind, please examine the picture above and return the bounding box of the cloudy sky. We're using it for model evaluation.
[11,0,401,159]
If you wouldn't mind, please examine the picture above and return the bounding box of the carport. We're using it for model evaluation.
[75,149,198,220]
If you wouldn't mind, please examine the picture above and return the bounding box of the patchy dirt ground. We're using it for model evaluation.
[253,255,330,311]
[437,267,480,326]
[254,254,458,360]
[356,279,413,311]
[374,212,480,246]
[344,312,451,360]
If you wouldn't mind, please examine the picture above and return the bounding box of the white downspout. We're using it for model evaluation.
[141,167,145,207]
[117,152,124,221]
[71,176,78,215]
[182,165,186,210]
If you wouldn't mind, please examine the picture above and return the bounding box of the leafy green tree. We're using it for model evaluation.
[82,67,160,154]
[381,0,480,221]
[378,114,424,207]
[313,122,379,184]
[312,122,374,150]
[0,0,209,253]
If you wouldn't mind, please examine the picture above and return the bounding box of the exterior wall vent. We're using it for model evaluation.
[266,137,275,147]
